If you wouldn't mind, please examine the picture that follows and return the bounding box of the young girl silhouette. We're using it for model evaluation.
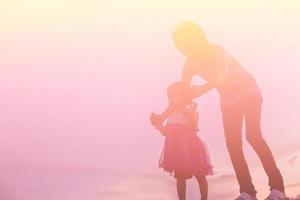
[151,81,213,200]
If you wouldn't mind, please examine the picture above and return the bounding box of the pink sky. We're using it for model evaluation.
[0,0,300,199]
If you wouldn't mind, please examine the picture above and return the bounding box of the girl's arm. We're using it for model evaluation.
[150,108,173,128]
[155,123,167,136]
[191,110,199,131]
[150,112,167,136]
[160,105,174,123]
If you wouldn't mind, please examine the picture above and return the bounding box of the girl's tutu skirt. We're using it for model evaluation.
[159,123,213,179]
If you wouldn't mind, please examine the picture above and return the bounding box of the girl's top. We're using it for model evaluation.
[166,110,192,126]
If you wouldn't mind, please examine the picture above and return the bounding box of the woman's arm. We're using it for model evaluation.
[182,61,193,87]
[188,70,227,99]
[181,58,214,99]
[188,50,229,99]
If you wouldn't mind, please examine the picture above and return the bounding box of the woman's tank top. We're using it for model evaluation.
[186,44,261,107]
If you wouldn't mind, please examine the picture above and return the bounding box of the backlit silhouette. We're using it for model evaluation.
[151,81,213,200]
[151,22,286,200]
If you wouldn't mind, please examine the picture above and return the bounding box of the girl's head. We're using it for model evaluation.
[167,81,191,110]
[172,22,209,57]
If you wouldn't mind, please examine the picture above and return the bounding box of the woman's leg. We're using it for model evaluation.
[195,175,208,200]
[244,94,285,193]
[176,176,187,200]
[221,102,257,196]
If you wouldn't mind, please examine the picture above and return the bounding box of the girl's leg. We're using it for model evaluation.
[176,176,187,200]
[195,175,208,200]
